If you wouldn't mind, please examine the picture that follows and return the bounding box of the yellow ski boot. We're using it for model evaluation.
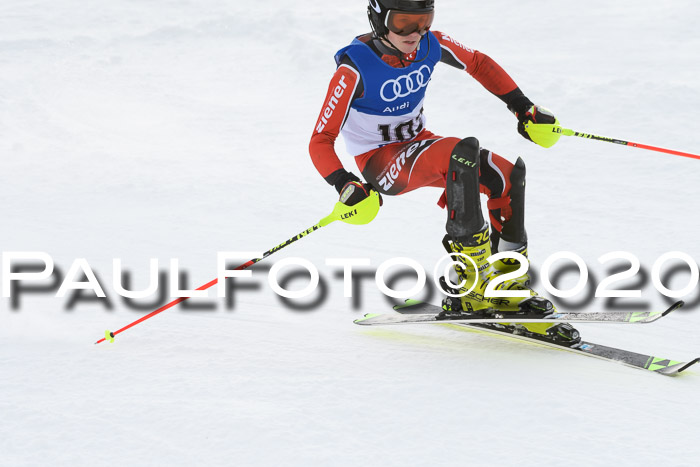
[438,136,577,343]
[438,224,547,316]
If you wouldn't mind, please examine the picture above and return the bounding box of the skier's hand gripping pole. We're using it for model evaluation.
[94,191,381,344]
[524,120,700,160]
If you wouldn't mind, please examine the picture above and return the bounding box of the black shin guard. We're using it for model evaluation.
[445,137,485,245]
[491,156,527,253]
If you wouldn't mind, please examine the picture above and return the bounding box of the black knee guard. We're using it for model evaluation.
[491,156,527,253]
[445,137,486,245]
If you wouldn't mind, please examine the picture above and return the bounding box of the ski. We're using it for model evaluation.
[355,300,698,376]
[453,321,698,376]
[353,299,684,326]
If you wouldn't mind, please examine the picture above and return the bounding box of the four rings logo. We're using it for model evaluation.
[380,65,432,103]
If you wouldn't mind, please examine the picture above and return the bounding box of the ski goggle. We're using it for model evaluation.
[385,10,434,36]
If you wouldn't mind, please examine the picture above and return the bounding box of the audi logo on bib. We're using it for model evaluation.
[380,65,432,103]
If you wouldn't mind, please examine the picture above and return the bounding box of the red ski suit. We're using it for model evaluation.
[309,31,531,231]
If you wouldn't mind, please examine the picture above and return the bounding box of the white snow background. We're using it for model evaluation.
[1,0,699,466]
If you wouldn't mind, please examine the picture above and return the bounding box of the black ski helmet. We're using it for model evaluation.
[367,0,435,38]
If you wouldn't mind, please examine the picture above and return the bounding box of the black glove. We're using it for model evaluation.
[339,180,382,206]
[515,105,556,142]
[328,169,361,194]
[326,168,382,206]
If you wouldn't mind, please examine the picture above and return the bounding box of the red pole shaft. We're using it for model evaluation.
[628,141,700,161]
[95,222,324,344]
[95,261,252,344]
[566,129,700,161]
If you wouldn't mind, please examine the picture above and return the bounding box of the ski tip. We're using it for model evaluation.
[662,301,685,317]
[656,357,700,376]
[678,358,700,374]
[393,299,422,310]
[354,313,381,325]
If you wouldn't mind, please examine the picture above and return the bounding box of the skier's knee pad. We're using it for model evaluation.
[451,137,480,165]
[445,137,486,244]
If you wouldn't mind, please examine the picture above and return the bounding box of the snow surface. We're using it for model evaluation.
[1,0,700,466]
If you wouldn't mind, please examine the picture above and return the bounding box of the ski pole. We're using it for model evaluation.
[94,191,382,344]
[524,122,700,161]
[560,127,700,160]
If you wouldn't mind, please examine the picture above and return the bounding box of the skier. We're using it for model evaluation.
[309,0,580,345]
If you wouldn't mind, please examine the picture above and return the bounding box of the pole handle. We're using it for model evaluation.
[320,190,381,227]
